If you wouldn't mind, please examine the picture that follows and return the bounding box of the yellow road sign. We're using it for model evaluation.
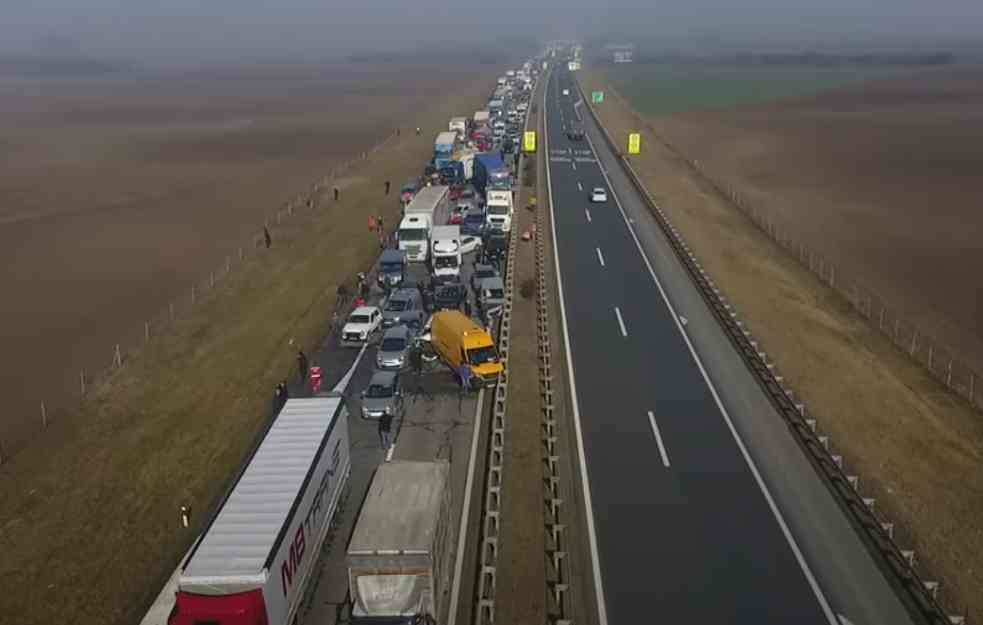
[628,133,641,155]
[523,130,537,153]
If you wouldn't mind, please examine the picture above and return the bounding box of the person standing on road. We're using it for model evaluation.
[297,350,309,385]
[464,297,472,318]
[309,364,323,395]
[378,412,394,451]
[264,227,272,249]
[279,381,289,409]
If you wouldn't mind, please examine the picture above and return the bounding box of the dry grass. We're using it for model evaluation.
[582,69,983,624]
[0,74,494,625]
[0,63,486,451]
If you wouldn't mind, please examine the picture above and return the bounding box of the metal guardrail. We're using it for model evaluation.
[536,161,574,625]
[473,75,538,625]
[577,79,965,625]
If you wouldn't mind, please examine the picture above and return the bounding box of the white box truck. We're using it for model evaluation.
[347,461,451,625]
[473,110,490,127]
[485,188,514,233]
[448,117,468,137]
[399,185,448,262]
[431,225,461,280]
[168,396,352,625]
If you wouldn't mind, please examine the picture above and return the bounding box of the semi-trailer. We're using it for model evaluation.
[346,461,452,625]
[473,153,511,195]
[399,185,449,262]
[168,396,352,625]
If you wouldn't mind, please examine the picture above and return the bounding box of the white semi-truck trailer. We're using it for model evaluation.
[168,396,352,625]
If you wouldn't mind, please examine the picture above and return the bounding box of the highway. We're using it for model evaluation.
[543,64,921,625]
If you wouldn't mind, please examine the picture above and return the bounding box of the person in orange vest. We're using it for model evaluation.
[309,364,323,395]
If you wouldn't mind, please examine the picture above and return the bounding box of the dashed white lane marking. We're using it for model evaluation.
[614,306,628,337]
[648,410,671,468]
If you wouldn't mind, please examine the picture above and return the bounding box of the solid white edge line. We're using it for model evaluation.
[614,306,628,337]
[446,379,486,624]
[596,247,605,267]
[581,105,839,625]
[647,410,671,468]
[585,208,592,223]
[544,67,611,625]
[577,181,583,191]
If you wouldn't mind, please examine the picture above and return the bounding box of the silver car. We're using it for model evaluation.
[360,370,404,419]
[376,325,412,370]
[478,276,506,318]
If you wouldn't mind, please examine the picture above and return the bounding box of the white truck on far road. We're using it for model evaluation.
[449,117,468,137]
[347,461,451,625]
[485,188,514,233]
[431,225,462,280]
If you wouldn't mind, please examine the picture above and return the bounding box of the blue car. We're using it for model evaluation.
[462,208,487,236]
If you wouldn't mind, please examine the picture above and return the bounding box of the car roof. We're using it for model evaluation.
[593,187,605,192]
[382,325,410,340]
[481,276,505,289]
[369,370,398,386]
[474,263,495,272]
[352,306,378,315]
[390,288,418,300]
[380,249,405,262]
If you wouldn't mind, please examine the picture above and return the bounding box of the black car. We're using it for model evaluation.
[432,280,467,311]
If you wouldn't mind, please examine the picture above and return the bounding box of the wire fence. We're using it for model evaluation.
[0,128,403,465]
[614,99,982,414]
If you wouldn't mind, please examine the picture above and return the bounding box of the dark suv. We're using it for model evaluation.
[432,280,467,311]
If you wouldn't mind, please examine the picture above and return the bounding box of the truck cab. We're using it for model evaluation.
[397,214,431,262]
[431,225,462,281]
[485,189,514,233]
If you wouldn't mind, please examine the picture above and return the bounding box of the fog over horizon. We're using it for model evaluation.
[3,0,983,68]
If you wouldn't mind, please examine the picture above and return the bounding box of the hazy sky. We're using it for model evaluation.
[3,0,983,65]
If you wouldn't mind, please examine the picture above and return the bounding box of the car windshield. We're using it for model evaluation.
[349,314,371,324]
[465,213,485,223]
[488,289,505,299]
[488,205,509,215]
[381,262,402,273]
[365,383,393,398]
[386,300,407,312]
[467,345,498,365]
[381,338,406,352]
[435,256,458,269]
[399,229,426,241]
[594,189,604,194]
[477,269,495,280]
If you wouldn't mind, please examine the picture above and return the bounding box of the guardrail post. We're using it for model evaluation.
[41,401,47,428]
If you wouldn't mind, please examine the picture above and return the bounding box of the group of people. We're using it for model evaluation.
[271,381,289,417]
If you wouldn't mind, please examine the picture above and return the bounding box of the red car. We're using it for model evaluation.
[449,186,464,201]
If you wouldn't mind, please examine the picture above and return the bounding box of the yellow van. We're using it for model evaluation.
[429,311,502,386]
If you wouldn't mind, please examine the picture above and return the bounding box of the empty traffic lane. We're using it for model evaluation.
[545,67,833,625]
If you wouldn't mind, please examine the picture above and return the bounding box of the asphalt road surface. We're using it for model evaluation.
[544,65,920,625]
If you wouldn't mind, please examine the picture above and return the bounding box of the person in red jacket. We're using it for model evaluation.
[309,365,323,395]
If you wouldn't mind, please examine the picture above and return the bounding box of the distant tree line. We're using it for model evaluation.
[627,51,955,67]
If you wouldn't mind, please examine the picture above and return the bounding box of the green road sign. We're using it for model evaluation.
[592,91,604,104]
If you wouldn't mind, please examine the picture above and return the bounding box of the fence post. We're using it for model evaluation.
[41,401,47,428]
[928,345,934,371]
[879,306,885,330]
[191,285,196,306]
[80,369,86,397]
[226,256,231,274]
[946,360,953,387]
[210,272,215,289]
[145,321,150,343]
[971,373,976,405]
[114,344,122,368]
[829,265,835,289]
[893,318,900,343]
[909,330,919,355]
[170,302,175,322]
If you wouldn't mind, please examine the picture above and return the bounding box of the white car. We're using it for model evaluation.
[590,187,608,203]
[341,306,382,345]
[562,88,570,96]
[459,235,483,255]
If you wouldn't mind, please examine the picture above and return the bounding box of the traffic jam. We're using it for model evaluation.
[163,57,542,625]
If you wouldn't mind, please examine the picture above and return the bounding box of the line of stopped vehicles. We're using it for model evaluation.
[165,58,544,625]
